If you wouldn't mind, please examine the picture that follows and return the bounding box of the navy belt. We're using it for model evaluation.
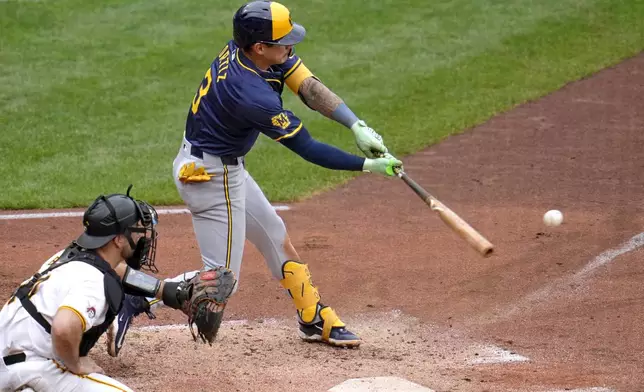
[3,352,26,366]
[189,145,241,166]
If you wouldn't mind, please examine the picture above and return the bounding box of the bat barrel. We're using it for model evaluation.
[396,169,494,257]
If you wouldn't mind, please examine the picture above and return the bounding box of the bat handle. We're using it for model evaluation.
[373,151,404,177]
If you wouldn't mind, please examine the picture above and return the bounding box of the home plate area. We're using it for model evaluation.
[330,378,616,392]
[93,310,612,392]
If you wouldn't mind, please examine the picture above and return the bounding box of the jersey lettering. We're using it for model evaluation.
[7,274,51,305]
[184,40,306,156]
[216,46,231,83]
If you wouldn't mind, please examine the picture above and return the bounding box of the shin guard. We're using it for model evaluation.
[279,261,345,335]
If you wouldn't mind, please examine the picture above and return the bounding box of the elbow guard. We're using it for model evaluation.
[122,267,188,310]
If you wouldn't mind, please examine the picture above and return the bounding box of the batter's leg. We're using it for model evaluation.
[243,171,361,347]
[172,141,247,281]
[106,141,248,358]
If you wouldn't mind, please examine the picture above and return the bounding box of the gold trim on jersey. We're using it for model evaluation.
[274,122,303,141]
[283,58,301,79]
[52,360,131,391]
[59,305,87,332]
[83,375,131,391]
[236,49,260,76]
[27,274,51,298]
[235,49,283,86]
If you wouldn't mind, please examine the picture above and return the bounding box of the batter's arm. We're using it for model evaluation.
[290,74,388,158]
[297,76,355,126]
[283,62,360,127]
[278,124,402,177]
[280,125,365,171]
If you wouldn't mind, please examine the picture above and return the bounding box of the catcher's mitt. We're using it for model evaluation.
[180,266,236,344]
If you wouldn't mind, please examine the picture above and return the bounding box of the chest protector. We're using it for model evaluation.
[12,244,124,357]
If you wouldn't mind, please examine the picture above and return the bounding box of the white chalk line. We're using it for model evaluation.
[577,232,644,278]
[545,389,615,392]
[469,344,529,364]
[327,378,616,392]
[0,205,290,220]
[134,318,283,332]
[329,377,435,392]
[486,232,644,322]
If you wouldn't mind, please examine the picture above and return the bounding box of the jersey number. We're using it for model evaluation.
[191,46,231,115]
[6,275,51,305]
[191,68,213,115]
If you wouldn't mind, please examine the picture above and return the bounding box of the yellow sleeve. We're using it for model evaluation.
[285,59,314,95]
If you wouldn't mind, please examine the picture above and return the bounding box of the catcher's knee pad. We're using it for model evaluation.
[279,260,344,328]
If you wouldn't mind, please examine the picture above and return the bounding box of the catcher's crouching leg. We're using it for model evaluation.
[163,266,237,345]
[279,260,361,348]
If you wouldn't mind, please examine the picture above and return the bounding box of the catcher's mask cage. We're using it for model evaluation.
[125,185,159,273]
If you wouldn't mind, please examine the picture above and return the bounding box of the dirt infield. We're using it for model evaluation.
[1,52,643,391]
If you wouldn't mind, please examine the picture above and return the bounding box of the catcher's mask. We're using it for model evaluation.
[76,185,159,272]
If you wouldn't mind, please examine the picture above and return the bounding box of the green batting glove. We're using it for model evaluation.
[350,120,388,158]
[362,153,403,177]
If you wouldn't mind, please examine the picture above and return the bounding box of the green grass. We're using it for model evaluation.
[1,0,642,208]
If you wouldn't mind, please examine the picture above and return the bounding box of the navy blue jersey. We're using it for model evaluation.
[185,40,312,158]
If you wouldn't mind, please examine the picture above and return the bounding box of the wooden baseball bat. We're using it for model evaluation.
[395,168,494,257]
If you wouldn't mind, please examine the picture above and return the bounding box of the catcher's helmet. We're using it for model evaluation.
[76,186,157,250]
[76,186,159,270]
[233,1,306,48]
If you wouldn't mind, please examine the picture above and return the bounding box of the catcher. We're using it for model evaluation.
[0,189,234,392]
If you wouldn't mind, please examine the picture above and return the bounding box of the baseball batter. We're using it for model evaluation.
[171,0,404,347]
[1,191,234,391]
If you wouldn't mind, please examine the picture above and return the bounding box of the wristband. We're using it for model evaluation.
[330,103,359,129]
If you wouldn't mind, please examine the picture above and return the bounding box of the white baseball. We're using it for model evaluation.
[543,210,564,227]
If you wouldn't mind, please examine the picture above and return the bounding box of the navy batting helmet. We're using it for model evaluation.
[233,1,306,48]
